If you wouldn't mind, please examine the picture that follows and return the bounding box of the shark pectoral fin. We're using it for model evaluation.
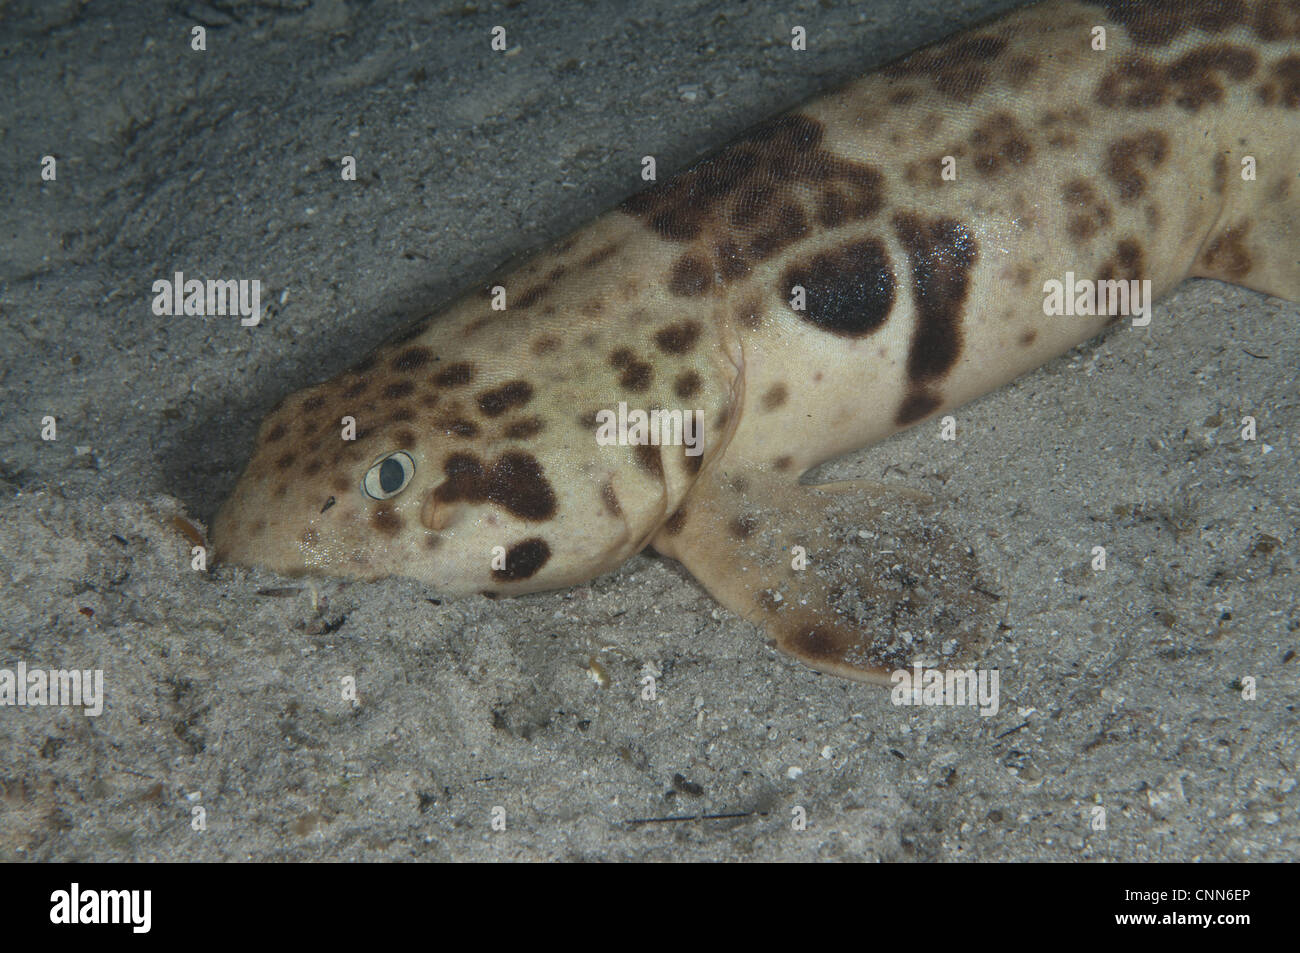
[651,468,1001,684]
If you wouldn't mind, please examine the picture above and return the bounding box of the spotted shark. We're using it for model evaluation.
[212,0,1300,683]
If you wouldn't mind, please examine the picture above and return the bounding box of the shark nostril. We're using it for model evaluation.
[420,488,452,531]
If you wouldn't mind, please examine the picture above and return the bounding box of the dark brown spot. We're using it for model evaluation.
[1098,238,1147,285]
[609,349,653,391]
[893,214,977,382]
[773,455,794,471]
[504,416,545,439]
[969,112,1033,177]
[304,459,323,476]
[883,35,1006,102]
[492,538,551,582]
[392,346,434,372]
[581,243,620,268]
[1199,222,1253,280]
[600,481,622,517]
[515,284,549,309]
[1007,54,1039,87]
[654,320,702,354]
[1084,0,1258,47]
[477,380,534,417]
[434,451,557,521]
[1259,54,1300,107]
[762,383,789,411]
[669,255,712,297]
[383,380,416,400]
[276,452,297,471]
[389,407,415,423]
[531,335,561,355]
[303,395,326,412]
[265,422,287,443]
[674,371,702,399]
[443,418,479,438]
[1103,131,1169,203]
[634,444,663,478]
[735,297,764,330]
[394,429,417,449]
[1213,153,1230,193]
[1019,330,1038,347]
[663,508,687,535]
[434,362,475,387]
[782,239,896,338]
[1095,46,1258,112]
[1254,2,1300,43]
[620,114,884,282]
[372,506,403,536]
[343,379,369,399]
[1062,178,1112,241]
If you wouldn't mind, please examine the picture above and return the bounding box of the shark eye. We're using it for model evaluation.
[362,451,415,500]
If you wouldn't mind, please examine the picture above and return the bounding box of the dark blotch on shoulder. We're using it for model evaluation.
[782,239,896,338]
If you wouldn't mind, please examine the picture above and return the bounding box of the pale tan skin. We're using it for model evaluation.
[213,0,1300,682]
